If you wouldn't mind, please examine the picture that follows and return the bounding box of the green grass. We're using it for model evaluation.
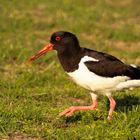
[0,0,140,139]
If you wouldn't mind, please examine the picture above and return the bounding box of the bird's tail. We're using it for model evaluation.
[130,64,140,79]
[116,79,140,91]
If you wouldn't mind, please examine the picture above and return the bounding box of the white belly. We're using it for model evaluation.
[68,69,129,92]
[67,56,129,93]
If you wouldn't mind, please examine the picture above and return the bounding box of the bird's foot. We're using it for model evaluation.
[107,96,116,121]
[107,115,112,121]
[59,105,97,117]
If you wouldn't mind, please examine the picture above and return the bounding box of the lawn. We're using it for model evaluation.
[0,0,140,139]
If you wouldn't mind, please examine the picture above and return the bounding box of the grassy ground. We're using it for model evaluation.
[0,0,140,139]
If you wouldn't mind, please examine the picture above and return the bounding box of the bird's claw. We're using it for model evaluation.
[59,105,98,117]
[59,106,77,117]
[107,115,112,121]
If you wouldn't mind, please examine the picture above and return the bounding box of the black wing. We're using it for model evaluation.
[83,48,140,79]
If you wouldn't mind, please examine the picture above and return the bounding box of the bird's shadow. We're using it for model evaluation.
[62,112,103,124]
[107,95,140,113]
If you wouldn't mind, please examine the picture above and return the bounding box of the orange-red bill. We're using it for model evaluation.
[29,43,54,61]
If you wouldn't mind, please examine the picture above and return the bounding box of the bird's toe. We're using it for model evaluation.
[59,106,77,117]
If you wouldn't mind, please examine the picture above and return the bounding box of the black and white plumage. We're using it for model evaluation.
[30,31,140,120]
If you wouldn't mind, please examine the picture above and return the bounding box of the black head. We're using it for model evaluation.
[29,31,81,61]
[50,31,80,53]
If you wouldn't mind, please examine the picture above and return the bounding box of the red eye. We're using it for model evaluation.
[55,36,61,41]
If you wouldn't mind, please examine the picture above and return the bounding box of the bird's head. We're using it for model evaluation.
[29,31,80,61]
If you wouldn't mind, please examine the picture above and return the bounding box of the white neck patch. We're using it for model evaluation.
[80,56,99,63]
[130,64,137,68]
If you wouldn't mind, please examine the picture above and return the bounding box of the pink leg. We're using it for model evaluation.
[59,99,98,117]
[107,96,116,120]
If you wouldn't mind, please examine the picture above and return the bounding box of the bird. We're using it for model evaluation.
[29,31,140,120]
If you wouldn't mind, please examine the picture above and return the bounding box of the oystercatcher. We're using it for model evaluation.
[29,31,140,120]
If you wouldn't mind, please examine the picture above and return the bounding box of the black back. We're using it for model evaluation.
[84,48,140,79]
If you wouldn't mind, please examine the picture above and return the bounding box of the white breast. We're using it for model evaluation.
[67,56,129,93]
